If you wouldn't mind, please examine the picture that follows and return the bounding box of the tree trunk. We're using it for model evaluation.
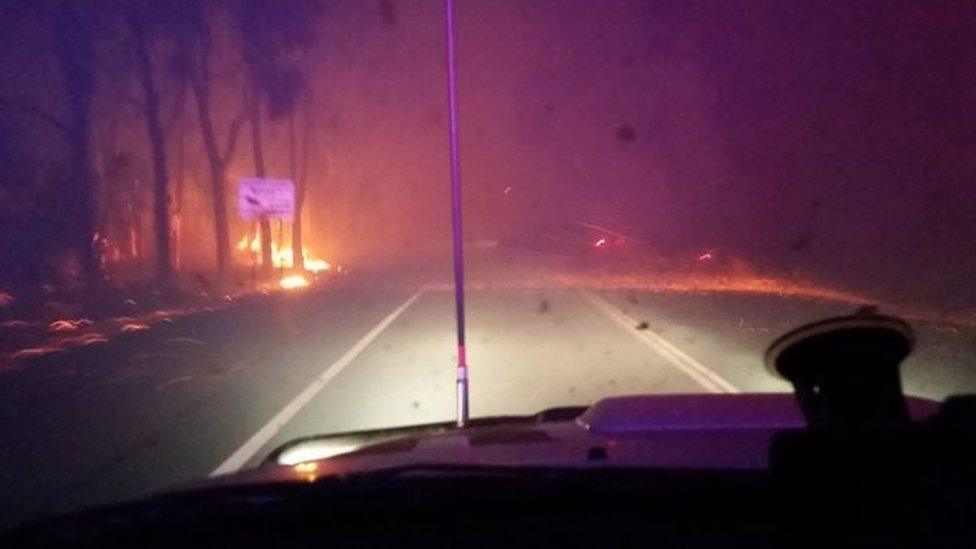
[191,74,230,283]
[129,12,173,288]
[289,111,304,271]
[248,89,273,277]
[52,1,100,292]
[173,87,186,271]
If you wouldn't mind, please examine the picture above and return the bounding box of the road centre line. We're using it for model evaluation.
[211,288,426,476]
[582,292,739,394]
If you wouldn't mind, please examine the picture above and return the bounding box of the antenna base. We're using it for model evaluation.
[456,374,469,427]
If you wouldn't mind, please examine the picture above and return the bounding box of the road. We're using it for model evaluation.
[1,275,974,528]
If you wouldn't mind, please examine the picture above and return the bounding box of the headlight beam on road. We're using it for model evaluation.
[210,289,426,476]
[583,292,740,394]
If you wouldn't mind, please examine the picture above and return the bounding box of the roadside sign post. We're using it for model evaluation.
[250,225,257,289]
[277,219,285,277]
[237,178,295,221]
[238,178,295,280]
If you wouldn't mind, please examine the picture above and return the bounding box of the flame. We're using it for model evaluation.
[236,234,331,273]
[279,274,310,290]
[293,462,318,474]
[293,461,320,482]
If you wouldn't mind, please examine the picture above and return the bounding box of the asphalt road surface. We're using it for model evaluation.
[1,277,974,528]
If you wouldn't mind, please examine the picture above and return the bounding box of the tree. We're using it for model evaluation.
[172,1,245,285]
[234,0,274,277]
[100,152,149,264]
[50,1,102,292]
[0,1,103,291]
[126,4,174,287]
[290,65,318,273]
[245,71,274,277]
[230,0,323,277]
[289,98,304,271]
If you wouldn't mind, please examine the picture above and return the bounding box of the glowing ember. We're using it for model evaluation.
[236,234,331,273]
[279,274,311,290]
[293,461,320,482]
[698,252,713,261]
[1,320,34,329]
[62,332,109,346]
[303,257,330,272]
[12,347,65,359]
[49,319,93,332]
[293,462,318,474]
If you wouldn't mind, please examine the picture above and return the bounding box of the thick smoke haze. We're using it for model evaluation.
[305,0,976,305]
[1,0,974,309]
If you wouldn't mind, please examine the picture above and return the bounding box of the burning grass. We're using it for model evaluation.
[236,234,331,274]
[279,274,311,290]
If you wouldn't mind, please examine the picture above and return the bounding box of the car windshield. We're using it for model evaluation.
[1,0,974,529]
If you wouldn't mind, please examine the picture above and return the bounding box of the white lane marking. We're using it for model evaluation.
[582,292,739,394]
[211,289,426,476]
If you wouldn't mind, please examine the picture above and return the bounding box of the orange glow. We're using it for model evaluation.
[11,347,65,359]
[49,319,94,332]
[236,234,331,273]
[60,332,109,347]
[431,264,879,313]
[279,274,311,290]
[293,461,320,482]
[293,462,318,474]
[303,257,331,273]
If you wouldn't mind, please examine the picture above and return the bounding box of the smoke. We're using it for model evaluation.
[286,0,976,306]
[3,0,972,309]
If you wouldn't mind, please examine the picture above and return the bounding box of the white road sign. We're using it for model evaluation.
[237,178,295,220]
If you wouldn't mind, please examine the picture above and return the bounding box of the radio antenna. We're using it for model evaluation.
[444,0,469,427]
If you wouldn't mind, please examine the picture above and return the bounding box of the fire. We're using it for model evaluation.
[303,257,330,272]
[293,461,320,482]
[236,234,331,273]
[279,274,310,290]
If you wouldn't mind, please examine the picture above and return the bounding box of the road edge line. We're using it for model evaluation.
[582,292,739,394]
[211,288,426,476]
